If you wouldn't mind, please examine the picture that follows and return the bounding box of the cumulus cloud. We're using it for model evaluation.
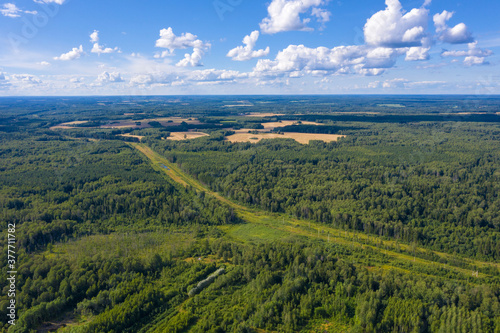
[1,3,37,18]
[441,42,493,66]
[253,44,398,77]
[364,0,430,48]
[37,61,51,66]
[260,0,330,34]
[96,71,124,84]
[433,11,474,44]
[90,31,99,43]
[54,45,84,61]
[463,56,488,66]
[405,46,431,61]
[90,31,120,55]
[155,27,210,67]
[227,31,270,61]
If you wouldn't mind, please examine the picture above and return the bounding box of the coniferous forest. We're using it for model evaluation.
[1,96,500,332]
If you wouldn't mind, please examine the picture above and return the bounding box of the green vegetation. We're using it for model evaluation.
[1,96,499,332]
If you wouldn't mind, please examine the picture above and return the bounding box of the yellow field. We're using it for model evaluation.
[119,134,144,140]
[167,132,209,141]
[226,132,344,144]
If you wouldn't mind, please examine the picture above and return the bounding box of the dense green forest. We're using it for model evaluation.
[150,121,500,261]
[1,96,500,332]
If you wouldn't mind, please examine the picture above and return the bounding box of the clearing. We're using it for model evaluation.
[129,143,500,283]
[226,132,344,144]
[167,132,210,141]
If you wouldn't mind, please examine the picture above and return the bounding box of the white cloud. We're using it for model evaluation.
[33,0,65,5]
[227,31,270,61]
[311,7,330,23]
[253,44,394,77]
[90,31,120,55]
[464,56,488,66]
[90,31,99,43]
[70,77,84,83]
[92,44,120,55]
[96,71,124,84]
[260,0,330,34]
[1,3,37,18]
[405,46,430,61]
[176,48,205,67]
[129,72,180,87]
[10,74,42,85]
[364,0,430,48]
[37,61,51,66]
[433,11,474,44]
[441,42,493,66]
[155,27,210,67]
[0,72,10,89]
[54,45,84,61]
[189,69,246,82]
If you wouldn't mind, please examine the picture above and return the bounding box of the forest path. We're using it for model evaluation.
[130,143,499,281]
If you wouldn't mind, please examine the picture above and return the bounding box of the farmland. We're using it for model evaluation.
[167,131,210,141]
[225,132,344,144]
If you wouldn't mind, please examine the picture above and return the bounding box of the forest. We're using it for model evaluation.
[0,96,499,332]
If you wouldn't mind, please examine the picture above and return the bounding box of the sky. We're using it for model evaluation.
[0,0,499,95]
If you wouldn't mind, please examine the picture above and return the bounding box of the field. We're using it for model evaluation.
[167,131,210,141]
[225,132,345,144]
[118,133,145,140]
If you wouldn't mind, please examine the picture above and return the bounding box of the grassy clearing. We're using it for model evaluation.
[47,230,195,262]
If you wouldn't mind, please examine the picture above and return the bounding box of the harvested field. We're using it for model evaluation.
[225,132,344,144]
[167,132,210,141]
[119,134,144,141]
[49,121,89,130]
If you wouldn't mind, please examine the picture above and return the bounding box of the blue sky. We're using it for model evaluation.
[0,0,499,95]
